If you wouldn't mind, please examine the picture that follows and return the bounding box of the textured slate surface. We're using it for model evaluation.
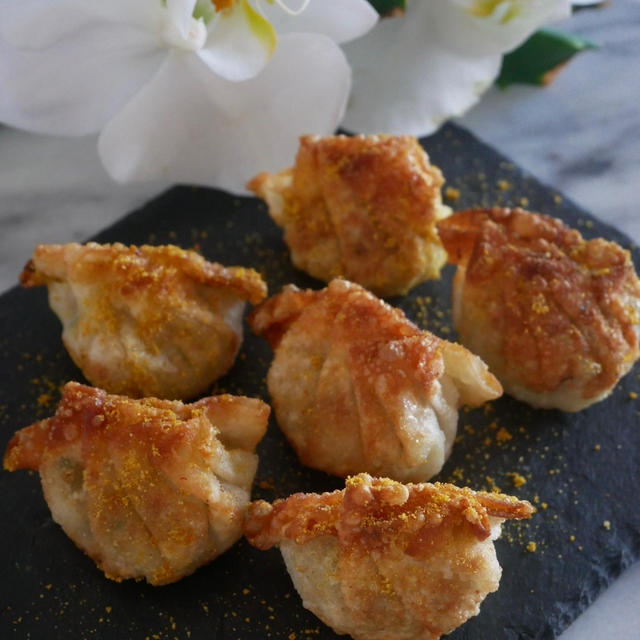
[1,123,639,640]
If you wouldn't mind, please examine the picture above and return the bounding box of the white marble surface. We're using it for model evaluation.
[1,1,639,638]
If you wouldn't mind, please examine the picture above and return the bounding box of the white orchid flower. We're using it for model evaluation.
[342,0,572,136]
[0,0,378,193]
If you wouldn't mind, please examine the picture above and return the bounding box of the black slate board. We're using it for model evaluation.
[1,123,639,640]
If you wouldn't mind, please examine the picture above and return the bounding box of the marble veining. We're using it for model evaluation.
[0,1,639,639]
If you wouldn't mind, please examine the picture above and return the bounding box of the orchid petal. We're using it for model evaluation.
[199,0,277,81]
[98,34,351,193]
[256,0,378,44]
[342,15,500,135]
[166,0,199,36]
[436,0,573,57]
[0,0,163,50]
[0,25,164,135]
[163,0,208,52]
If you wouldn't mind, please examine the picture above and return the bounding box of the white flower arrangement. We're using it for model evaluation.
[343,0,572,134]
[0,0,593,193]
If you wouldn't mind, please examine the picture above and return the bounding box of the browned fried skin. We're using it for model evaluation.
[245,475,533,550]
[244,474,534,640]
[249,279,501,482]
[4,382,269,585]
[21,243,267,399]
[248,286,320,350]
[248,134,451,297]
[437,208,640,411]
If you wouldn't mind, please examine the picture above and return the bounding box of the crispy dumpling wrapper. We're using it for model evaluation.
[250,279,502,481]
[437,208,640,411]
[248,134,451,297]
[4,382,269,585]
[245,473,534,640]
[20,242,267,400]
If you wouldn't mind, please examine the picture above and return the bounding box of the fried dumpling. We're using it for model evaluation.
[3,382,269,585]
[437,208,640,411]
[20,242,267,400]
[249,279,501,481]
[248,134,451,297]
[245,473,534,640]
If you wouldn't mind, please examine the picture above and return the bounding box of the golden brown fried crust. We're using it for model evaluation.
[4,382,269,585]
[21,242,267,304]
[245,474,534,553]
[248,134,451,297]
[4,382,268,472]
[250,280,434,353]
[246,474,532,640]
[249,279,499,405]
[20,243,268,399]
[437,208,640,407]
[249,279,501,481]
[247,285,321,350]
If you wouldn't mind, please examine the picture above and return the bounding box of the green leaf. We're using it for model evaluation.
[572,2,606,11]
[496,29,596,89]
[367,0,407,17]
